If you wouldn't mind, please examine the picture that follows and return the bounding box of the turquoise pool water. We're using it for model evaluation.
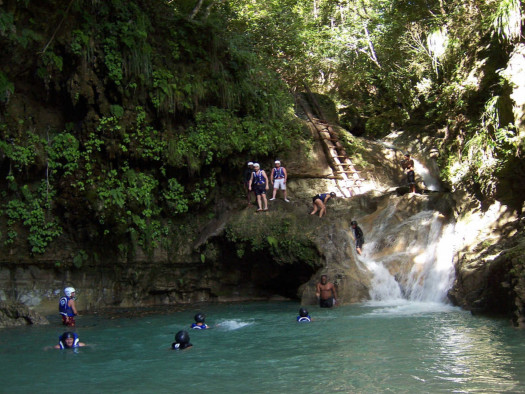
[1,301,524,393]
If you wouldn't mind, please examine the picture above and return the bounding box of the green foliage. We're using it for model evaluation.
[162,178,188,214]
[47,133,80,176]
[70,29,90,56]
[225,213,319,266]
[0,129,42,172]
[3,182,62,254]
[0,71,14,102]
[103,36,124,85]
[492,0,522,42]
[73,250,88,268]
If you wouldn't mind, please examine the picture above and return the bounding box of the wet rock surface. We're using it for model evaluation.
[0,301,50,328]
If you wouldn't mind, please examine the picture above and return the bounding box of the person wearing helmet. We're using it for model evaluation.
[316,274,338,308]
[59,287,78,327]
[351,220,364,255]
[191,313,209,329]
[310,192,336,218]
[269,160,289,202]
[243,161,255,205]
[297,307,312,322]
[172,330,193,350]
[248,163,269,212]
[54,331,86,349]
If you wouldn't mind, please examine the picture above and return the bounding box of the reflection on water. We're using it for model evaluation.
[0,301,524,393]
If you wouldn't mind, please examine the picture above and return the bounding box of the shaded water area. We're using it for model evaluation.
[1,301,525,393]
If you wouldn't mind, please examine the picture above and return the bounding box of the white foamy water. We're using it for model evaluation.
[363,300,459,317]
[216,319,253,330]
[413,159,441,191]
[361,210,456,304]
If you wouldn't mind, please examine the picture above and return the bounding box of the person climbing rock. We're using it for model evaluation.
[310,192,336,218]
[402,153,416,193]
[316,275,338,308]
[270,160,289,202]
[249,163,269,212]
[351,220,364,255]
[59,287,78,327]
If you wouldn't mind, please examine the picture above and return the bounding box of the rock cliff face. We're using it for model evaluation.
[447,196,525,326]
[0,122,455,316]
[1,109,524,327]
[0,301,49,328]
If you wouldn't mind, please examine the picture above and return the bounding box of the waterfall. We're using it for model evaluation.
[413,159,441,192]
[361,209,456,303]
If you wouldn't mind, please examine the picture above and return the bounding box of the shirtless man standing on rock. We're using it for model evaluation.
[316,275,338,308]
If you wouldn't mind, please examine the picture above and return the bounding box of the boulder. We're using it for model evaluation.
[0,301,50,328]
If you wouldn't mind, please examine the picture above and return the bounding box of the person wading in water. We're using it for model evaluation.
[316,275,338,308]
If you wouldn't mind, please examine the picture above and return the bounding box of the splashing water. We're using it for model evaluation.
[413,159,441,191]
[216,319,253,330]
[361,210,456,304]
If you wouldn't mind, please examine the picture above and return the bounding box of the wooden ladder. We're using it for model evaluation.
[298,88,363,197]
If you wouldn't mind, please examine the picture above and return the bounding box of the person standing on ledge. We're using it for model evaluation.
[249,163,269,212]
[270,160,289,202]
[310,192,336,218]
[402,153,416,194]
[59,287,78,327]
[243,161,255,205]
[316,275,338,308]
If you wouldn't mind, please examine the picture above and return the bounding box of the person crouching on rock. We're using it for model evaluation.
[310,192,336,218]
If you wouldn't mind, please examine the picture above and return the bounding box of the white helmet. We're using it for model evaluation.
[64,287,76,297]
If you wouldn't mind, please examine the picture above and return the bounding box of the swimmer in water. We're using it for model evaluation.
[297,307,312,322]
[191,313,209,329]
[54,332,86,349]
[172,330,192,350]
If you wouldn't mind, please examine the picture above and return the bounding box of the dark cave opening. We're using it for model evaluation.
[213,238,322,300]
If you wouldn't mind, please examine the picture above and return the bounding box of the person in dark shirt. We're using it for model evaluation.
[351,220,364,255]
[402,153,416,193]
